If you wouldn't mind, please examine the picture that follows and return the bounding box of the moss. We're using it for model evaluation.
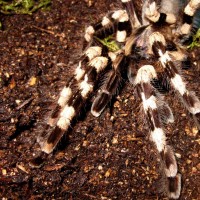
[188,29,200,49]
[95,35,120,52]
[0,0,51,15]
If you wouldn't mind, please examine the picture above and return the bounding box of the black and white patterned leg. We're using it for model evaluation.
[130,65,181,199]
[121,0,141,28]
[38,47,110,154]
[144,0,176,24]
[47,46,103,127]
[180,0,200,44]
[84,9,131,44]
[150,32,200,129]
[91,50,126,117]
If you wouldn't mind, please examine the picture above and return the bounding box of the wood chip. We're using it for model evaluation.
[2,169,7,175]
[105,168,111,177]
[16,163,29,174]
[44,163,65,171]
[29,76,37,86]
[9,78,16,89]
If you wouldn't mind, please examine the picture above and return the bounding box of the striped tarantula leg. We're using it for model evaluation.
[84,16,113,43]
[131,65,181,199]
[91,50,125,117]
[144,0,176,24]
[84,9,131,43]
[128,64,174,124]
[180,0,200,36]
[113,10,131,43]
[121,0,141,28]
[39,52,109,154]
[47,46,103,127]
[150,32,200,128]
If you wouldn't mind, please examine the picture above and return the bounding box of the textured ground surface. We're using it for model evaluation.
[0,0,199,199]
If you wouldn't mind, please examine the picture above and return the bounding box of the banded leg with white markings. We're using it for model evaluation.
[38,48,109,154]
[47,46,103,127]
[144,0,176,25]
[84,9,131,44]
[121,0,141,28]
[180,0,200,44]
[150,32,200,129]
[91,50,126,117]
[130,65,181,199]
[180,0,200,35]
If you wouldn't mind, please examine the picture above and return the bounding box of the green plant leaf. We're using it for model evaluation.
[188,29,200,49]
[95,35,120,52]
[0,0,51,15]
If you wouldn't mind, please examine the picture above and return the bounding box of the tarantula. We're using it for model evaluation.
[36,0,200,199]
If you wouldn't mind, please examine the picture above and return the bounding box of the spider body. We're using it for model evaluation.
[36,0,200,199]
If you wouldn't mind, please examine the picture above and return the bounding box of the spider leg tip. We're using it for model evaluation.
[167,173,181,199]
[91,109,101,117]
[40,142,54,154]
[91,90,112,118]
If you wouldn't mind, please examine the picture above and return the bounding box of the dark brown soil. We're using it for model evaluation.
[0,1,199,199]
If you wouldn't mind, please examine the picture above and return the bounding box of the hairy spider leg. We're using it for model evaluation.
[143,0,177,25]
[91,50,126,117]
[131,65,181,199]
[180,0,200,35]
[84,7,133,117]
[35,1,199,198]
[84,9,131,43]
[121,0,176,30]
[47,46,103,127]
[150,32,200,128]
[121,0,142,28]
[38,49,109,154]
[39,8,134,154]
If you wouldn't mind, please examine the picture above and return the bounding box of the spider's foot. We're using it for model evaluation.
[29,152,47,168]
[91,52,125,117]
[182,91,200,118]
[167,174,181,200]
[162,147,181,199]
[91,71,119,117]
[193,112,200,130]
